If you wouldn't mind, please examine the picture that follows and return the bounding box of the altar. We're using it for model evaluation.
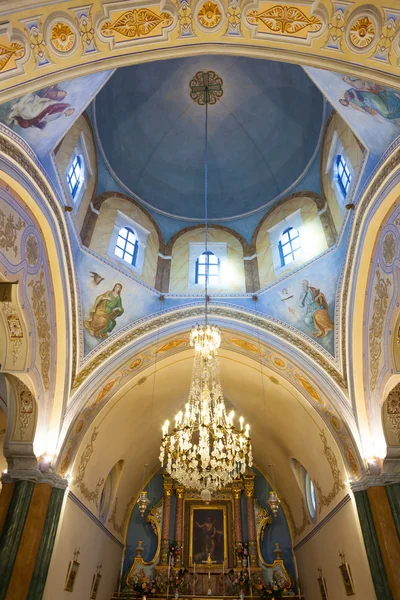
[118,469,299,598]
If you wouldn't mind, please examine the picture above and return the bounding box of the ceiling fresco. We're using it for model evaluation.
[93,56,325,220]
[0,70,112,157]
[305,67,400,169]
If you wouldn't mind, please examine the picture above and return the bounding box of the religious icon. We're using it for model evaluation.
[339,552,355,595]
[317,567,328,600]
[64,549,80,592]
[90,571,102,599]
[84,283,124,338]
[339,76,400,122]
[8,85,75,130]
[189,506,227,566]
[299,279,334,338]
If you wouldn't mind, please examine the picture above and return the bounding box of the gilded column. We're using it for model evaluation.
[244,472,257,567]
[160,475,173,565]
[174,486,185,566]
[233,485,243,567]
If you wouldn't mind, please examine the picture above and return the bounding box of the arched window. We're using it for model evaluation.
[305,471,317,520]
[336,154,351,197]
[278,226,301,267]
[66,155,83,199]
[195,251,220,285]
[114,226,139,266]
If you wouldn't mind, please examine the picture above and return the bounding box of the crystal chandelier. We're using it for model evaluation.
[159,73,253,498]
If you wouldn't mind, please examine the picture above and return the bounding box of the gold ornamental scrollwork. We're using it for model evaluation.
[0,208,25,256]
[387,383,400,443]
[28,268,51,391]
[100,9,173,39]
[246,5,323,37]
[313,430,345,511]
[254,500,272,567]
[108,495,134,536]
[368,266,391,392]
[50,21,76,53]
[349,16,376,50]
[73,426,105,504]
[198,1,222,29]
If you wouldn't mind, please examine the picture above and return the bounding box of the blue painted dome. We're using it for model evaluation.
[94,56,324,220]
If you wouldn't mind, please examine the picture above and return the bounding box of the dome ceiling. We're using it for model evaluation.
[94,56,324,220]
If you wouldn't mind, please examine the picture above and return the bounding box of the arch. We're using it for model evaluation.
[2,2,400,104]
[165,225,251,256]
[345,143,400,466]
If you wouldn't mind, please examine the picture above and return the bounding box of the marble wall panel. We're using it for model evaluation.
[89,197,159,288]
[169,228,245,293]
[257,196,327,288]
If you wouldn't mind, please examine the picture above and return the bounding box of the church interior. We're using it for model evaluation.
[0,1,400,599]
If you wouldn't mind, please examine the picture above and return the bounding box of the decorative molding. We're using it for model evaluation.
[387,383,400,443]
[73,426,104,504]
[368,266,391,392]
[28,268,51,391]
[350,472,400,492]
[108,495,134,536]
[314,429,345,511]
[0,207,25,256]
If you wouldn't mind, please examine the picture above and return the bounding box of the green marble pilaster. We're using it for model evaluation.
[354,490,393,600]
[0,480,34,600]
[386,483,400,541]
[27,487,65,600]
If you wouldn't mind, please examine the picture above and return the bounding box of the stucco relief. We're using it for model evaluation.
[368,266,391,392]
[386,383,400,443]
[73,426,105,504]
[29,268,51,391]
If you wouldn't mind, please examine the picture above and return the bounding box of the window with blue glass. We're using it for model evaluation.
[278,227,301,267]
[336,154,351,197]
[195,251,220,285]
[114,226,139,266]
[305,471,317,520]
[67,155,83,199]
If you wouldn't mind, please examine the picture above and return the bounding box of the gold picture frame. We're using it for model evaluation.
[64,560,80,592]
[90,573,102,599]
[317,576,328,600]
[189,504,228,567]
[339,563,355,595]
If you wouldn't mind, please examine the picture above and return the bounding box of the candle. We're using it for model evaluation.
[193,562,196,596]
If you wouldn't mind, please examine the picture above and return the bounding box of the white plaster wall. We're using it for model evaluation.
[169,228,245,293]
[90,197,159,288]
[256,196,327,288]
[321,112,363,233]
[295,497,376,600]
[43,494,122,600]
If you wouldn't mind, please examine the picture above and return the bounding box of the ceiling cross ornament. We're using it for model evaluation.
[189,70,223,105]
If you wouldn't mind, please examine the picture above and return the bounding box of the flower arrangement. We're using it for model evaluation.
[236,542,249,561]
[229,569,250,596]
[128,569,157,596]
[169,568,186,589]
[169,541,181,566]
[260,573,286,599]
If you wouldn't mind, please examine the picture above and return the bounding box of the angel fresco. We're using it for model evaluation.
[299,279,334,338]
[339,76,400,121]
[7,84,75,130]
[84,283,124,338]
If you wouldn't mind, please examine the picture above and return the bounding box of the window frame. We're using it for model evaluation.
[107,210,150,276]
[114,226,139,267]
[63,132,92,212]
[326,131,355,208]
[336,154,352,198]
[278,226,302,267]
[267,208,304,276]
[188,242,227,289]
[304,471,317,522]
[66,155,82,199]
[195,250,220,285]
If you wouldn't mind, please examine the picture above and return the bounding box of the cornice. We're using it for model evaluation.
[350,472,400,492]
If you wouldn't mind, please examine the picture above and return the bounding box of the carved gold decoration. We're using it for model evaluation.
[349,16,375,50]
[295,375,322,403]
[190,70,223,106]
[281,497,310,538]
[16,378,34,439]
[313,430,345,511]
[25,234,39,266]
[368,267,391,392]
[274,357,285,368]
[198,1,222,28]
[246,5,322,37]
[74,427,104,504]
[0,209,25,256]
[255,499,272,564]
[387,383,400,443]
[26,23,49,67]
[0,41,25,73]
[156,338,187,353]
[50,22,76,53]
[101,9,173,39]
[108,495,134,536]
[382,232,396,266]
[2,300,23,365]
[229,337,260,353]
[29,269,50,390]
